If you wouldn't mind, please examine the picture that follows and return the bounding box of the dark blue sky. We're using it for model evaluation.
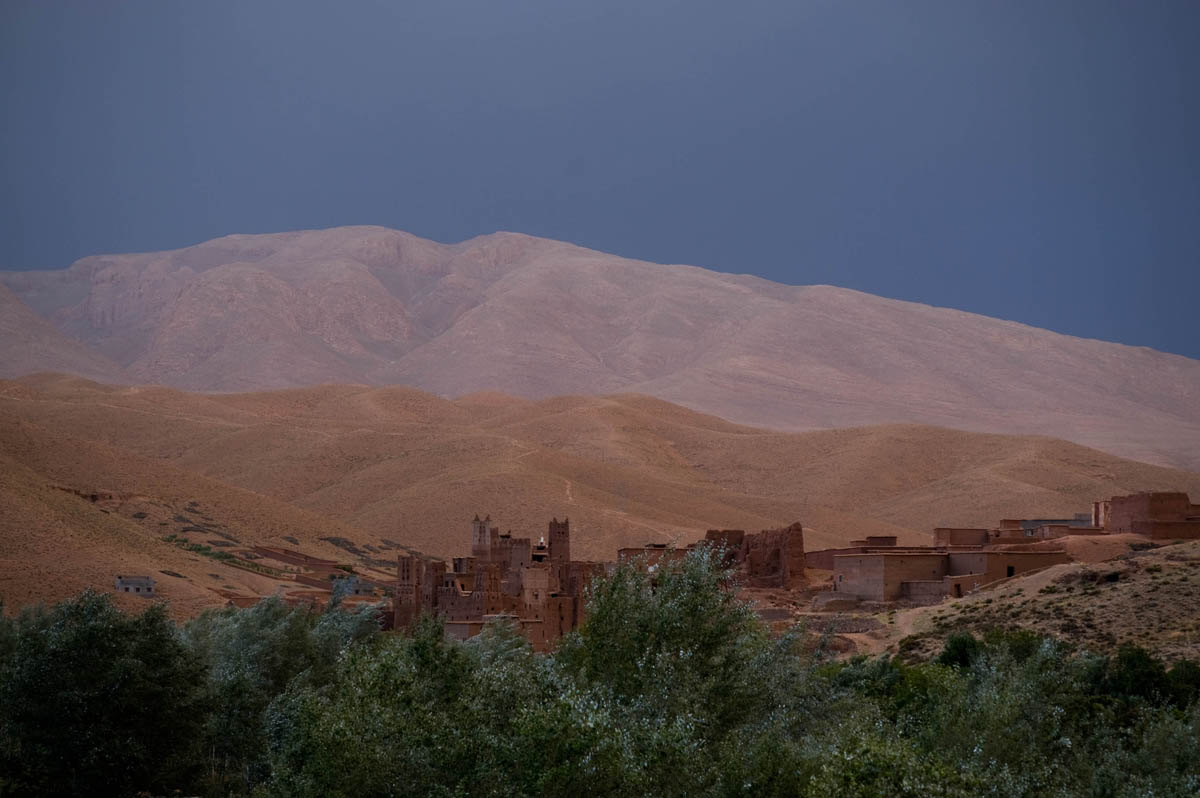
[3,1,1198,358]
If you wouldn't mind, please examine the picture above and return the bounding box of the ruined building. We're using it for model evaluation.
[702,523,805,589]
[617,522,806,590]
[395,516,605,651]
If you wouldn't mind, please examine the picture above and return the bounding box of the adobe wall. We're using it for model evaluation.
[1134,520,1200,540]
[945,572,986,598]
[783,523,806,585]
[521,566,551,611]
[933,528,989,546]
[743,522,805,589]
[834,554,947,601]
[807,546,867,571]
[950,550,1069,583]
[901,580,947,604]
[833,555,887,601]
[703,523,804,588]
[1061,526,1106,536]
[558,561,604,601]
[811,545,954,570]
[544,595,578,643]
[437,587,484,621]
[1107,492,1193,532]
[705,529,746,551]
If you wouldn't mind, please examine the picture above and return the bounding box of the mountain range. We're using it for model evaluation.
[2,225,1198,470]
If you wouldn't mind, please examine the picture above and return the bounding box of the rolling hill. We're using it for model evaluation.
[3,375,1199,615]
[2,226,1198,470]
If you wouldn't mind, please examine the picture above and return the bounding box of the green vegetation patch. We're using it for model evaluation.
[2,549,1199,797]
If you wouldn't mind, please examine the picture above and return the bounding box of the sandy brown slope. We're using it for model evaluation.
[3,226,1198,470]
[0,416,396,617]
[4,377,1200,609]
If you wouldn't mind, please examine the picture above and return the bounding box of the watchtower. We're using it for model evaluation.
[548,517,570,563]
[471,514,494,560]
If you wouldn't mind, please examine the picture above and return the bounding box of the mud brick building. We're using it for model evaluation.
[618,522,805,590]
[831,549,1070,602]
[115,575,155,596]
[395,516,606,651]
[1094,492,1200,539]
[817,491,1200,604]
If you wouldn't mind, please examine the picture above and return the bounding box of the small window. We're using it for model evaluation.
[1006,566,1015,578]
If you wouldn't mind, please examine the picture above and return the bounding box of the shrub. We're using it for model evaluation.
[937,632,981,668]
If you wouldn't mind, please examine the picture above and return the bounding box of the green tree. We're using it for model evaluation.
[264,614,483,797]
[0,590,206,797]
[553,544,789,795]
[182,595,380,794]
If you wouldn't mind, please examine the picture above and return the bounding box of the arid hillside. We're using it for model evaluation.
[3,376,1200,614]
[3,226,1199,470]
[846,538,1200,663]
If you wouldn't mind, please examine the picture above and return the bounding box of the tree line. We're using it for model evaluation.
[1,546,1198,797]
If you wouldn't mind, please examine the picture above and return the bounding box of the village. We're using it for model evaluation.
[116,491,1200,650]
